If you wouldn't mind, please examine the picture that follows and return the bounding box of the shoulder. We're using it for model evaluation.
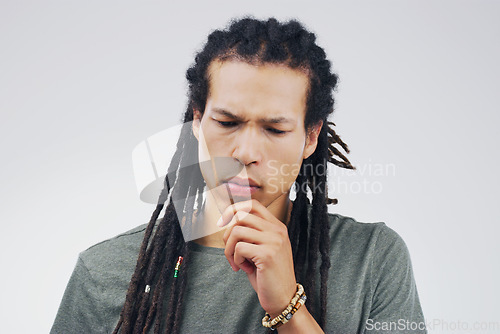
[81,223,147,265]
[77,223,148,288]
[51,224,150,333]
[326,212,411,266]
[327,212,406,244]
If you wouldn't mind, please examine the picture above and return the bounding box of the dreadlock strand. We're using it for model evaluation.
[287,174,304,255]
[315,128,334,328]
[138,206,177,288]
[171,246,191,334]
[134,208,181,332]
[195,182,205,213]
[115,202,166,334]
[163,239,187,333]
[328,157,355,170]
[299,128,330,328]
[327,141,354,169]
[143,218,181,334]
[304,179,320,322]
[160,166,200,334]
[315,173,331,328]
[318,206,331,328]
[327,132,350,156]
[182,185,198,241]
[327,121,350,153]
[287,173,306,264]
[129,205,177,333]
[326,197,338,205]
[328,144,351,167]
[153,227,184,334]
[295,172,311,282]
[140,256,167,334]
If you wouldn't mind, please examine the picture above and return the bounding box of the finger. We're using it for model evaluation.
[222,212,268,244]
[217,199,273,227]
[217,200,253,227]
[233,242,260,275]
[224,225,263,271]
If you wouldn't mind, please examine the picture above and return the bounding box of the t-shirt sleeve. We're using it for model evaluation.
[50,256,108,334]
[365,225,427,333]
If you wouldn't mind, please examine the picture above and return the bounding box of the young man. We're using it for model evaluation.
[52,17,426,333]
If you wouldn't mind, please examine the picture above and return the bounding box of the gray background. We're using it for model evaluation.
[1,1,499,333]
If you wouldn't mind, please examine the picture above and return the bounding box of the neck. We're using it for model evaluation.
[193,192,292,249]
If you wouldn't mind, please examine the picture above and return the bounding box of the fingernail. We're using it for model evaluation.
[216,217,223,227]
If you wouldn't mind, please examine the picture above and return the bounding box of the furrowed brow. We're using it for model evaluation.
[259,116,294,125]
[212,108,294,125]
[212,108,244,121]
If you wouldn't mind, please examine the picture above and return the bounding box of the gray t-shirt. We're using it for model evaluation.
[51,213,426,333]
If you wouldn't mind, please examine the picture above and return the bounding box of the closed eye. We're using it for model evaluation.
[267,128,286,135]
[217,120,238,127]
[216,119,286,135]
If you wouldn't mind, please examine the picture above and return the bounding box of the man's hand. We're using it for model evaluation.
[219,199,297,318]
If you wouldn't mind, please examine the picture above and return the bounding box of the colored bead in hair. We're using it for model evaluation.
[173,256,184,278]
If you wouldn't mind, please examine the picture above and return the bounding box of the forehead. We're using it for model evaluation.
[206,60,309,120]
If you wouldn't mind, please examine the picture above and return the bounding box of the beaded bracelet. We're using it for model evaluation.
[261,283,307,330]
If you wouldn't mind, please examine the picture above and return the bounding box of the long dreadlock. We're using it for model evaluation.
[113,16,355,334]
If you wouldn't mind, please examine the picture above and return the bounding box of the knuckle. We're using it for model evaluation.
[274,234,283,244]
[272,237,283,250]
[277,226,287,238]
[272,232,286,248]
[234,242,243,254]
[237,210,249,221]
[262,251,272,263]
[232,225,242,235]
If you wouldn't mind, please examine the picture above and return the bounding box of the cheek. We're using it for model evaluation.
[271,161,301,181]
[197,125,211,162]
[198,122,244,187]
[197,135,213,188]
[197,122,225,189]
[199,122,227,155]
[270,137,305,165]
[264,140,305,184]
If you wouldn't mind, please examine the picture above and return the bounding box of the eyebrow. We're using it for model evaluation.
[212,108,294,125]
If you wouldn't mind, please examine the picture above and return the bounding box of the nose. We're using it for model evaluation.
[232,126,262,166]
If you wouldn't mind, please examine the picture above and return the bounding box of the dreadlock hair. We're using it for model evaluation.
[113,16,355,334]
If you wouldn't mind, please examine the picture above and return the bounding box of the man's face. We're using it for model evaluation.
[193,59,321,211]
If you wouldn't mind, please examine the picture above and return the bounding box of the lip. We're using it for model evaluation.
[222,177,261,197]
[224,182,260,197]
[224,176,261,188]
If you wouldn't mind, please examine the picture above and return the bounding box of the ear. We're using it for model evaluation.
[192,109,202,141]
[303,120,323,160]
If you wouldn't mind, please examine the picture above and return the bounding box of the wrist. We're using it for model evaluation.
[267,296,295,319]
[266,283,299,318]
[277,305,324,334]
[262,283,307,330]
